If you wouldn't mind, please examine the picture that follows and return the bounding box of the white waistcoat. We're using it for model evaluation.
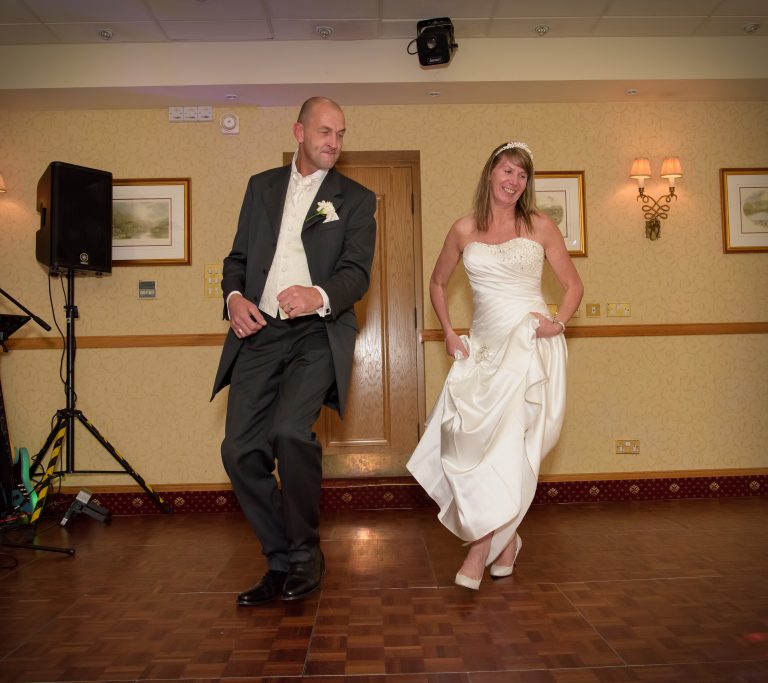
[259,165,326,318]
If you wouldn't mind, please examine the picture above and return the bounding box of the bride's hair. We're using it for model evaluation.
[473,143,537,234]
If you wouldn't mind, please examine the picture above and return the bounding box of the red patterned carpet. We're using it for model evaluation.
[38,472,768,516]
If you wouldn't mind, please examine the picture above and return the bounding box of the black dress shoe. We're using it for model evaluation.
[282,550,325,601]
[236,570,287,606]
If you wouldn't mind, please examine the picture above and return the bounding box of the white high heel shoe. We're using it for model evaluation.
[454,572,482,590]
[455,534,493,590]
[489,535,522,578]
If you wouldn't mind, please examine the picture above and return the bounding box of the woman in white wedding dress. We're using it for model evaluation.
[407,141,583,589]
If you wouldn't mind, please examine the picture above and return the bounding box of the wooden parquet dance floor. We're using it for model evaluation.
[1,497,767,682]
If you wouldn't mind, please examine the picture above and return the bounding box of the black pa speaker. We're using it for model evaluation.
[36,161,113,275]
[416,17,458,67]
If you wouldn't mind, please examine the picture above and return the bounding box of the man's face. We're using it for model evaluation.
[294,102,346,175]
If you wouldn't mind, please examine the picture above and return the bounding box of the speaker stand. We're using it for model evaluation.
[29,270,172,525]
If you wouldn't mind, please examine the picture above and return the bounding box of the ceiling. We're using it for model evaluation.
[1,1,767,109]
[1,0,766,45]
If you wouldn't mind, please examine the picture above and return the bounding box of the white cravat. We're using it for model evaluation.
[226,155,332,320]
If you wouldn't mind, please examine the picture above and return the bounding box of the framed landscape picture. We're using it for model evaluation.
[720,168,768,253]
[112,178,190,265]
[534,171,587,256]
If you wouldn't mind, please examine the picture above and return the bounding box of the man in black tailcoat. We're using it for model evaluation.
[212,97,376,605]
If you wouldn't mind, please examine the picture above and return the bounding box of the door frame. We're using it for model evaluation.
[283,149,427,440]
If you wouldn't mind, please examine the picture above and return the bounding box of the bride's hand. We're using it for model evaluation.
[531,312,565,338]
[445,332,469,360]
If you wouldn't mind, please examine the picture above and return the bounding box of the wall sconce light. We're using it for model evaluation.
[0,172,6,193]
[629,156,682,240]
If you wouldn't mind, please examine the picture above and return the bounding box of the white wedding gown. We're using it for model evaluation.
[407,237,567,565]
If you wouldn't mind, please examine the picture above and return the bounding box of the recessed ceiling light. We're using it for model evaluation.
[625,88,639,96]
[98,29,114,41]
[743,23,760,33]
[428,91,441,97]
[316,25,334,39]
[534,24,551,36]
[225,93,239,101]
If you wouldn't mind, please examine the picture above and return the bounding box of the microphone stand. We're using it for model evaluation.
[0,287,52,335]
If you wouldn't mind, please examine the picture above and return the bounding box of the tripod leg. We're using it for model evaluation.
[75,412,172,514]
[28,422,67,525]
[1,533,75,556]
[29,413,66,477]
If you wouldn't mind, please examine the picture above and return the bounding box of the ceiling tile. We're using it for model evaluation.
[0,0,39,22]
[271,20,379,41]
[712,0,768,16]
[0,22,57,43]
[379,20,421,39]
[488,17,598,37]
[606,0,719,16]
[24,0,153,22]
[450,18,493,37]
[695,16,767,34]
[594,17,704,36]
[46,21,167,43]
[145,0,267,21]
[266,0,379,20]
[382,0,496,21]
[494,0,607,18]
[160,20,272,41]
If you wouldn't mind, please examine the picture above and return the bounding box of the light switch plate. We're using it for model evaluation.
[205,264,223,298]
[138,280,157,299]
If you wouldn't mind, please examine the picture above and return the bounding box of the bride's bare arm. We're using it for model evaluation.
[430,217,472,357]
[534,213,584,337]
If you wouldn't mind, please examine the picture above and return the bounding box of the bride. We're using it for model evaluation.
[407,141,584,589]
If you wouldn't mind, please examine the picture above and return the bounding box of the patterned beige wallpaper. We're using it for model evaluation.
[0,101,766,486]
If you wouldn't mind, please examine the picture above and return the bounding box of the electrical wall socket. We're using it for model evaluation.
[615,439,640,454]
[607,302,631,317]
[547,303,558,316]
[205,264,223,299]
[586,303,601,317]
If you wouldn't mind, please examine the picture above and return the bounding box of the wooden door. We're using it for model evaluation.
[313,152,424,477]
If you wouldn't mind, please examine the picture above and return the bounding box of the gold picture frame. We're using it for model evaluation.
[720,168,768,253]
[112,178,190,265]
[535,171,587,256]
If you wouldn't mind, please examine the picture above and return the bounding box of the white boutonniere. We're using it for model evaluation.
[307,200,339,223]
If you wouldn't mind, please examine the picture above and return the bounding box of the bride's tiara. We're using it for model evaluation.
[493,141,533,159]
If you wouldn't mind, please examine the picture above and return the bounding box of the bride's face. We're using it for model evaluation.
[490,159,528,207]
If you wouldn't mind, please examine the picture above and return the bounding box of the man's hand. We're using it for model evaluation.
[277,285,323,318]
[229,294,267,338]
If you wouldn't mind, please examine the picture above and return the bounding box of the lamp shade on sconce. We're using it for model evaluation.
[660,156,683,186]
[0,172,6,193]
[629,155,683,241]
[629,158,652,187]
